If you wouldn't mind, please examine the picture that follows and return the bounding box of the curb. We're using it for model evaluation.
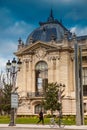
[0,124,87,129]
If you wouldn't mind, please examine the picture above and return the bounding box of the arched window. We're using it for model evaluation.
[35,104,46,114]
[35,61,48,93]
[35,104,42,114]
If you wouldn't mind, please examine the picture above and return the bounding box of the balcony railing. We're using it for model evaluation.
[27,92,44,98]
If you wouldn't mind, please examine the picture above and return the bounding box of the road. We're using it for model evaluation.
[0,124,87,130]
[0,127,87,130]
[0,128,60,130]
[0,128,51,130]
[0,128,87,130]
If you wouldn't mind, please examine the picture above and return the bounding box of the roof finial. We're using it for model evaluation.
[50,8,53,18]
[39,9,60,26]
[47,8,54,22]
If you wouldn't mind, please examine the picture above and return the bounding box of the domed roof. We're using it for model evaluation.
[26,9,72,44]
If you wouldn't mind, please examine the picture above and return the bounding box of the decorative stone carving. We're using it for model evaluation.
[23,55,32,62]
[47,51,60,61]
[35,47,46,59]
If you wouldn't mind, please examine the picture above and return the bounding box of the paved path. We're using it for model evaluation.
[0,124,87,129]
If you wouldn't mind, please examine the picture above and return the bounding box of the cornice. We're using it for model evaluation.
[14,41,62,56]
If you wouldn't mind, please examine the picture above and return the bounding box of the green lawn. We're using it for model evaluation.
[16,116,50,124]
[0,115,87,125]
[0,116,49,124]
[0,116,10,124]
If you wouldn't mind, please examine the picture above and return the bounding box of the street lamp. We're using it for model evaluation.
[58,83,65,127]
[6,58,22,126]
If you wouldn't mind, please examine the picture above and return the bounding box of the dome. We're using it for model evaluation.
[26,10,72,45]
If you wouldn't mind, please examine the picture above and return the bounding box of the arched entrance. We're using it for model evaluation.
[35,104,42,114]
[35,104,46,114]
[35,61,48,94]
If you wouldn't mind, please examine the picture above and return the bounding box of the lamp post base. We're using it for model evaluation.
[9,108,16,126]
[9,122,16,126]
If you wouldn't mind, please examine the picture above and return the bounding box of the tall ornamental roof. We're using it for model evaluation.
[26,9,72,45]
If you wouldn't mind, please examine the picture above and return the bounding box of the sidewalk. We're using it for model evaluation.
[0,124,87,129]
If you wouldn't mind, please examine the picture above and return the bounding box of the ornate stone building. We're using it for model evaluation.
[15,10,87,115]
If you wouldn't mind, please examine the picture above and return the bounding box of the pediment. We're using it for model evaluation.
[15,41,61,56]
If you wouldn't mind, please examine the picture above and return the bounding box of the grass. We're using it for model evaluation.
[0,115,87,125]
[0,115,49,124]
[0,116,10,124]
[16,117,50,124]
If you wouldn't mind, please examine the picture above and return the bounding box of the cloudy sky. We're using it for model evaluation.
[0,0,87,71]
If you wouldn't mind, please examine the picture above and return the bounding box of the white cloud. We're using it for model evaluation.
[0,20,35,62]
[70,26,87,36]
[0,7,35,41]
[0,57,7,71]
[0,7,36,72]
[0,39,17,56]
[4,21,34,37]
[0,40,18,72]
[0,7,35,57]
[0,20,35,43]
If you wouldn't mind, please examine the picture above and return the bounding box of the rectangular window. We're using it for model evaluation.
[83,68,87,96]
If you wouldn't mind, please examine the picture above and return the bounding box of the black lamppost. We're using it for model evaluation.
[6,58,22,126]
[58,83,65,126]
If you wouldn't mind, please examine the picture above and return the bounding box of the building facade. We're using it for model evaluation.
[15,10,87,115]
